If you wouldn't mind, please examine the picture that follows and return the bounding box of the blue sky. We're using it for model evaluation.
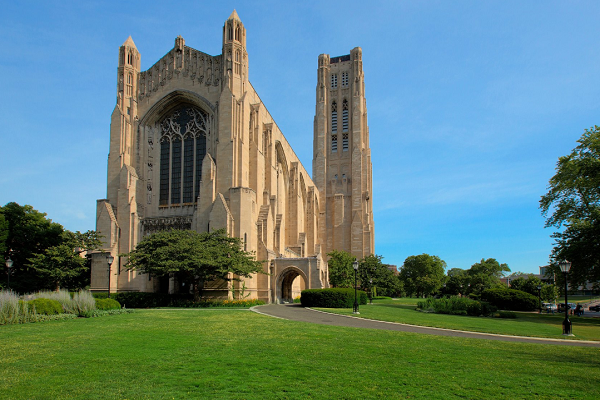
[1,1,599,275]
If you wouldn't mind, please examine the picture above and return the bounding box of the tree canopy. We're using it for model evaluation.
[400,254,446,298]
[358,254,402,297]
[28,230,102,291]
[123,229,264,301]
[540,126,600,290]
[467,258,510,296]
[327,250,356,288]
[1,202,99,292]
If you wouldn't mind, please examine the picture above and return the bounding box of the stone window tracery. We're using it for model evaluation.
[331,101,337,133]
[342,71,349,87]
[331,74,338,89]
[158,106,209,206]
[126,73,133,96]
[342,99,349,132]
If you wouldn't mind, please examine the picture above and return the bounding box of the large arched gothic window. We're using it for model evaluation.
[159,106,209,206]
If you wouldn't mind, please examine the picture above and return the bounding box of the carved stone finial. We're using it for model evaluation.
[175,35,185,51]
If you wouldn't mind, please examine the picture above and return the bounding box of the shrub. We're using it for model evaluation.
[30,290,76,314]
[301,288,368,308]
[95,298,122,310]
[417,296,496,317]
[169,298,265,308]
[482,288,538,311]
[28,298,63,315]
[109,292,171,308]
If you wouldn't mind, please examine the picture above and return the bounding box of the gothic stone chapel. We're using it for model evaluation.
[90,11,375,303]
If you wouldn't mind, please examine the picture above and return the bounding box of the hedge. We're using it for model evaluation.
[482,288,539,311]
[27,298,63,315]
[301,288,367,308]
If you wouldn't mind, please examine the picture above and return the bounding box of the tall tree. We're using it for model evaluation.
[540,126,600,290]
[400,254,446,298]
[28,230,102,291]
[358,254,402,297]
[0,202,64,292]
[445,268,468,296]
[0,214,7,266]
[327,250,356,288]
[467,258,510,296]
[124,229,264,302]
[508,274,542,297]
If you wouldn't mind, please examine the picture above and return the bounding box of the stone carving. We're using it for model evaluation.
[141,216,193,236]
[138,47,222,100]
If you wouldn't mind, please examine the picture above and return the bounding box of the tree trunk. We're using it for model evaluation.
[193,281,200,303]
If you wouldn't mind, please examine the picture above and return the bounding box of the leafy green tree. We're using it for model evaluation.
[28,230,102,291]
[541,284,558,303]
[124,229,264,302]
[1,202,64,292]
[327,250,356,288]
[400,254,446,298]
[445,268,468,296]
[508,274,542,297]
[467,258,510,296]
[0,214,7,266]
[540,126,600,290]
[358,255,402,297]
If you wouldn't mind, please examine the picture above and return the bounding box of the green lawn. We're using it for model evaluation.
[1,309,599,399]
[316,298,600,341]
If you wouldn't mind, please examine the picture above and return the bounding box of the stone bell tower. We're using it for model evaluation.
[222,10,248,97]
[313,48,375,259]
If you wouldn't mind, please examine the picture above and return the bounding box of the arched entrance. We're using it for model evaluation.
[277,267,307,303]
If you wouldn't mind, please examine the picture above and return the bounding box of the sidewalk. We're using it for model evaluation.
[252,304,600,348]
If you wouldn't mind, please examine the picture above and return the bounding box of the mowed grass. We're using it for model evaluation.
[316,298,600,341]
[1,310,599,399]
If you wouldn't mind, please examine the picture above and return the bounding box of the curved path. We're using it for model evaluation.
[252,304,600,347]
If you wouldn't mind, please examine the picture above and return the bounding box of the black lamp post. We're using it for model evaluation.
[537,285,542,313]
[106,254,115,299]
[5,257,14,290]
[353,259,359,314]
[559,260,572,335]
[369,278,373,304]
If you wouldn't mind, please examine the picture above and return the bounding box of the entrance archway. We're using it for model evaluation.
[277,267,307,303]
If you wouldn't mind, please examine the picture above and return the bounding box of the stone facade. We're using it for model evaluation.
[90,11,374,302]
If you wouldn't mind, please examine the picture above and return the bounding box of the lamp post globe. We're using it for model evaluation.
[352,260,359,314]
[559,260,572,335]
[106,254,115,299]
[5,257,14,290]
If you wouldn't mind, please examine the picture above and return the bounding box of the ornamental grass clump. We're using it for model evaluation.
[30,290,76,314]
[0,290,36,325]
[72,290,97,316]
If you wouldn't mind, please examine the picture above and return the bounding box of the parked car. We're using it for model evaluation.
[542,303,557,313]
[589,304,600,312]
[557,303,577,313]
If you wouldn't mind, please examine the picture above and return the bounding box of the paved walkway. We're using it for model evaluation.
[252,304,600,347]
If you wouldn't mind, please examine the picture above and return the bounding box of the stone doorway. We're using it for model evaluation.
[277,267,306,303]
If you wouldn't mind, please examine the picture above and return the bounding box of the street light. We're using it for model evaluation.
[559,260,572,335]
[106,254,115,299]
[352,259,359,314]
[369,278,373,304]
[537,285,542,314]
[5,257,14,290]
